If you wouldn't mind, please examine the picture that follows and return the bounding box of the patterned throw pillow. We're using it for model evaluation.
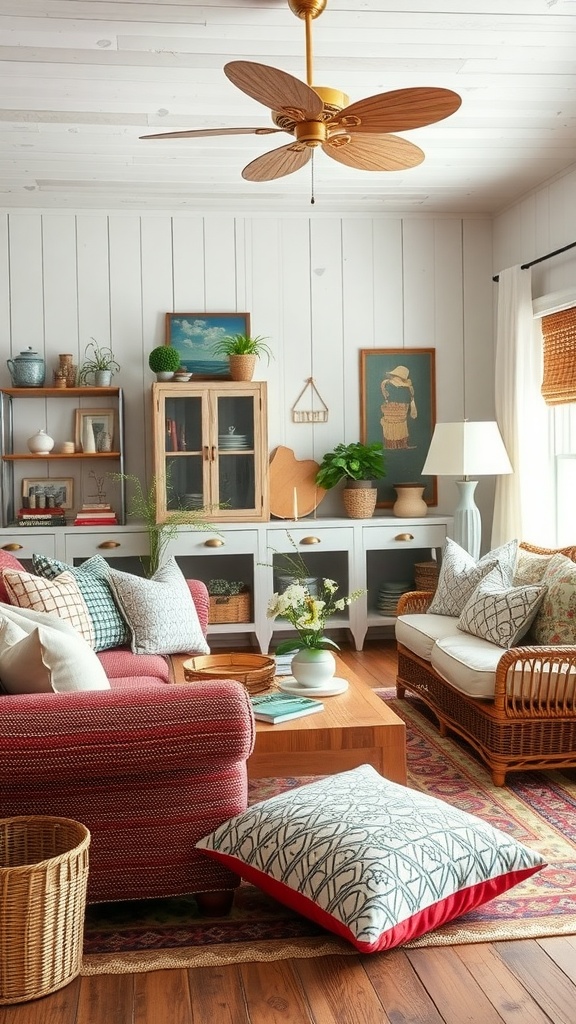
[0,616,110,694]
[457,564,547,648]
[196,765,545,953]
[427,538,518,617]
[531,553,576,645]
[33,553,130,652]
[107,557,209,656]
[513,549,555,586]
[1,568,95,646]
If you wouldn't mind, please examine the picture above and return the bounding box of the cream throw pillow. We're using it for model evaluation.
[1,569,95,646]
[0,617,110,693]
[427,538,518,618]
[107,557,209,656]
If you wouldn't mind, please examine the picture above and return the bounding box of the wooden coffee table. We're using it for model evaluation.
[173,655,406,785]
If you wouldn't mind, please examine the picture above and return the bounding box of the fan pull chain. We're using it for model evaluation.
[310,150,315,205]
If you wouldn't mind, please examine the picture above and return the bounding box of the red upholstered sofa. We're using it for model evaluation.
[0,551,255,906]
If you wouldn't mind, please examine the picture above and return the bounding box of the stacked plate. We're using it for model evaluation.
[219,433,250,450]
[375,580,412,617]
[183,493,204,509]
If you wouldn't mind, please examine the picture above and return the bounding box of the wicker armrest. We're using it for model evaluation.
[397,591,435,615]
[494,645,576,716]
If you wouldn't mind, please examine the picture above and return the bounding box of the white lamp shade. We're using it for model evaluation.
[421,421,513,477]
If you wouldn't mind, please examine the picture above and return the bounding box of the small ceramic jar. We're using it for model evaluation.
[27,429,55,454]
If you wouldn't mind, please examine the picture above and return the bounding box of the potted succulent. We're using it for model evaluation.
[78,339,120,387]
[211,333,273,382]
[316,441,386,518]
[148,345,181,381]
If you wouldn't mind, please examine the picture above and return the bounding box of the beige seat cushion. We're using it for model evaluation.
[396,614,461,663]
[431,633,502,698]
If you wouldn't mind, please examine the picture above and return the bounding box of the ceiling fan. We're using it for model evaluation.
[141,0,461,183]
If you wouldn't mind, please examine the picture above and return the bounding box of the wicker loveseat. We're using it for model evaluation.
[396,542,576,786]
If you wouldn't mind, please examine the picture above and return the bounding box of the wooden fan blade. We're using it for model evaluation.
[333,87,461,133]
[140,127,282,140]
[323,133,424,172]
[225,61,323,120]
[242,142,312,182]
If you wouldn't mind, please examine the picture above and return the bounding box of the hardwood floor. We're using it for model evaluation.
[2,642,576,1024]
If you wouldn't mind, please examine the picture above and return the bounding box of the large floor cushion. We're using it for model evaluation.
[396,614,461,663]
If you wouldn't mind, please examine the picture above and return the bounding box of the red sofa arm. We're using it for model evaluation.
[187,578,209,635]
[0,681,254,779]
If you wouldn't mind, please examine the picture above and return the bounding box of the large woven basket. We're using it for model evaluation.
[183,653,275,695]
[0,816,90,1005]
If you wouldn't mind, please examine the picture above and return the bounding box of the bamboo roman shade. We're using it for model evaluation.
[541,306,576,405]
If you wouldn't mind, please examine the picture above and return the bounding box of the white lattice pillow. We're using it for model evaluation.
[1,568,95,646]
[457,564,547,648]
[107,557,209,656]
[196,765,544,953]
[427,538,518,617]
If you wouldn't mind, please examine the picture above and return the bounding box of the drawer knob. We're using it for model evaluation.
[204,537,224,547]
[299,536,320,545]
[395,533,414,542]
[98,541,121,549]
[2,543,23,551]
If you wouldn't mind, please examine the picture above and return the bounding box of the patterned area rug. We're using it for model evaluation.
[81,689,576,975]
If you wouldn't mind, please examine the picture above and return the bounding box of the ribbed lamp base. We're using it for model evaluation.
[453,479,481,561]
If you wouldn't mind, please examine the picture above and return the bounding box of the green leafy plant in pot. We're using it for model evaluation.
[149,345,181,381]
[316,441,386,519]
[211,333,273,382]
[78,339,120,386]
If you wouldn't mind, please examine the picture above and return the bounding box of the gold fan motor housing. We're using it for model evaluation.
[272,87,350,139]
[288,0,327,19]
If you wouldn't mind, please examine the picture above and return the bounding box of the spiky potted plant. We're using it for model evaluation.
[148,345,181,381]
[78,339,121,387]
[211,333,273,382]
[316,441,386,518]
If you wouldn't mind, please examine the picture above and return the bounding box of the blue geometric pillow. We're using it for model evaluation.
[32,554,130,652]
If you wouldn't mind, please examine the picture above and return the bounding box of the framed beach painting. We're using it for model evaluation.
[165,312,251,380]
[360,348,437,508]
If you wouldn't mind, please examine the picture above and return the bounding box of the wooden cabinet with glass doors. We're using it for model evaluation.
[152,382,269,523]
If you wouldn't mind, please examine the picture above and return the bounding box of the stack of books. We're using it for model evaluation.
[73,503,118,527]
[274,651,295,676]
[16,506,67,527]
[250,692,324,724]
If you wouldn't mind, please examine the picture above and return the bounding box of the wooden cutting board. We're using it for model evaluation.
[269,446,327,519]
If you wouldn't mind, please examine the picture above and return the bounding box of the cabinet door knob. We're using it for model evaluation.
[98,540,121,549]
[299,536,321,545]
[395,533,414,542]
[2,542,23,551]
[204,537,224,547]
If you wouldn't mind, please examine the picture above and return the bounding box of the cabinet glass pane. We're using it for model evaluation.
[166,455,204,510]
[218,454,255,509]
[217,395,255,446]
[217,395,256,510]
[165,396,202,453]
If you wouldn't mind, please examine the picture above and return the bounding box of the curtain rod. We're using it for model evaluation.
[492,240,576,283]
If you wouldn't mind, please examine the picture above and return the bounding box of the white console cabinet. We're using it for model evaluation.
[1,514,451,652]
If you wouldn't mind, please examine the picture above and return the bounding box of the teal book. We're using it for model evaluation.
[250,692,324,724]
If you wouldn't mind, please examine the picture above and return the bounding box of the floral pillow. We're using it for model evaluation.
[196,765,545,953]
[531,553,576,645]
[427,538,518,618]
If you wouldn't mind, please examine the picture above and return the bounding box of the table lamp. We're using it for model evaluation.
[421,421,513,560]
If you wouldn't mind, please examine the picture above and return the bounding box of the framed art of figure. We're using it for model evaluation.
[360,348,437,508]
[165,312,250,379]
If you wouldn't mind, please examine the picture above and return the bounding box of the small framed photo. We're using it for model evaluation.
[165,312,250,379]
[22,477,74,509]
[360,348,437,508]
[75,408,115,453]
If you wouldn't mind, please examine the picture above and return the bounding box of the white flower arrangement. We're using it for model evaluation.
[267,567,364,656]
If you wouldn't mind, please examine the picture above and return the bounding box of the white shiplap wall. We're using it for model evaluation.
[1,210,494,528]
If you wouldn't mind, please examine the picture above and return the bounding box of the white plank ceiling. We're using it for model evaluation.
[1,0,576,215]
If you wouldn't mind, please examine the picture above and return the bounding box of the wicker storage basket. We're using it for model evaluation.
[183,653,275,695]
[342,486,377,519]
[208,590,251,624]
[0,816,90,1005]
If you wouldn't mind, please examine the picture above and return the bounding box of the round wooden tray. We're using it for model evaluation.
[183,653,275,695]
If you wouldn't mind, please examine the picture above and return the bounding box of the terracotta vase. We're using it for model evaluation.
[393,483,428,518]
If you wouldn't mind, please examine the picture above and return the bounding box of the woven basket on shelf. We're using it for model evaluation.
[0,816,90,1005]
[183,653,275,695]
[208,590,251,624]
[342,486,377,519]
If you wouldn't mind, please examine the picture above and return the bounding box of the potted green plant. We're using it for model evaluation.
[148,345,181,381]
[78,339,120,387]
[211,333,273,382]
[316,441,386,518]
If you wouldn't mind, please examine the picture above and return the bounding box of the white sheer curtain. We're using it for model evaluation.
[491,265,555,547]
